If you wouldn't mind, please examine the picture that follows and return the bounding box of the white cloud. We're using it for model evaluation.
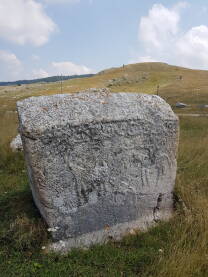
[0,50,23,81]
[0,51,21,67]
[42,0,93,5]
[43,0,79,4]
[173,2,188,11]
[139,4,180,49]
[0,0,56,46]
[130,56,158,64]
[29,60,93,80]
[32,68,50,79]
[176,25,208,68]
[0,55,93,81]
[51,61,93,75]
[135,2,208,69]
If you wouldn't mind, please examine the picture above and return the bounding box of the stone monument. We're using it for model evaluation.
[17,88,179,252]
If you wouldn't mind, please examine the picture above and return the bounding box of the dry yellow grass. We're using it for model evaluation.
[152,117,208,277]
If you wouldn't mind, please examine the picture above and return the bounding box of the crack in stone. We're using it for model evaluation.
[153,193,163,222]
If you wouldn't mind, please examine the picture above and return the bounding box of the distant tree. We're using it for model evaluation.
[0,74,94,87]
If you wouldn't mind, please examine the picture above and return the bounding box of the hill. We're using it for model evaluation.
[0,74,94,86]
[3,61,208,111]
[1,61,208,144]
[99,62,208,109]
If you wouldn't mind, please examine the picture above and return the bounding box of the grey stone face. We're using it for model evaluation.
[17,88,179,252]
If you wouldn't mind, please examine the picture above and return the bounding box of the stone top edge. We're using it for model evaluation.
[17,89,178,136]
[17,88,162,104]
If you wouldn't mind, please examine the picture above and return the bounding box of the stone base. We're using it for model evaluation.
[48,209,172,253]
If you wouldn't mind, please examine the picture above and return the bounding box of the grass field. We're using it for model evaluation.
[0,62,208,276]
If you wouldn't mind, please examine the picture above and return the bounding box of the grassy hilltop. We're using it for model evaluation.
[0,62,208,276]
[1,62,208,146]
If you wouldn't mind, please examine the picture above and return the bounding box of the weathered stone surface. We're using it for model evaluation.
[17,88,179,252]
[10,134,23,152]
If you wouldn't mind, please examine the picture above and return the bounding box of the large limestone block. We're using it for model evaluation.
[17,89,179,252]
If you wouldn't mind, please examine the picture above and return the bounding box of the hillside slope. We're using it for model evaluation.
[100,62,208,107]
[0,62,208,144]
[0,74,94,86]
[1,62,208,106]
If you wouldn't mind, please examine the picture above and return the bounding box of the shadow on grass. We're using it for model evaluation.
[0,185,175,276]
[0,188,48,253]
[0,188,40,222]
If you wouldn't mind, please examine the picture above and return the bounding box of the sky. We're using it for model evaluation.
[0,0,208,81]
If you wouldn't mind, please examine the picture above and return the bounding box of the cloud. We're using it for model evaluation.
[139,3,180,49]
[134,2,208,69]
[32,68,50,79]
[43,0,80,4]
[0,50,23,81]
[130,56,158,64]
[0,51,21,67]
[51,61,93,75]
[0,55,93,81]
[42,0,93,5]
[0,0,56,46]
[173,2,188,11]
[176,25,208,68]
[30,60,93,80]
